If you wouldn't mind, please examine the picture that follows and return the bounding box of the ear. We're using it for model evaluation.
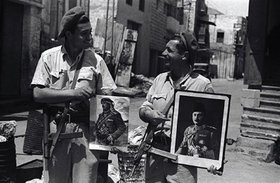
[65,31,72,39]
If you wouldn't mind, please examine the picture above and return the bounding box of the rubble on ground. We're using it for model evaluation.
[0,120,16,142]
[130,73,154,96]
[128,125,147,145]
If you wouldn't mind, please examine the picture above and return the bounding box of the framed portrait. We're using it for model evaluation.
[170,90,230,170]
[89,95,129,151]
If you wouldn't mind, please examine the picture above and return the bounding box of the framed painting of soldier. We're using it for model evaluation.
[89,95,129,151]
[170,90,230,170]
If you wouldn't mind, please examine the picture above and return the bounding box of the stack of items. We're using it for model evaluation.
[0,120,17,182]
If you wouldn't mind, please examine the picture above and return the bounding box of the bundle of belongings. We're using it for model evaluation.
[0,121,16,142]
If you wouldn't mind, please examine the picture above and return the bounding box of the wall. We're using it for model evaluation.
[208,14,246,79]
[210,43,235,79]
[0,0,43,98]
[209,15,241,45]
[116,0,151,75]
[22,4,42,96]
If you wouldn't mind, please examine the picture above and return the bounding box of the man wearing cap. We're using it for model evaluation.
[139,31,216,182]
[95,98,126,145]
[31,6,116,183]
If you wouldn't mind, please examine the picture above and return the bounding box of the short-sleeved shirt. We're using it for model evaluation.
[31,46,117,93]
[141,71,213,137]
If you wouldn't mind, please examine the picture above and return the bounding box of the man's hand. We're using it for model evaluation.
[73,86,94,101]
[207,165,222,176]
[107,135,114,145]
[149,110,170,126]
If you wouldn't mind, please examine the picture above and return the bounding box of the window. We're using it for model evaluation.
[139,0,145,11]
[164,3,177,18]
[216,32,224,43]
[127,20,141,31]
[126,0,132,6]
[156,0,159,9]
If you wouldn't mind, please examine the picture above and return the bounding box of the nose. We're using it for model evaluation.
[162,49,168,56]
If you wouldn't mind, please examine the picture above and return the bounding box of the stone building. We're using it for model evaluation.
[116,0,183,76]
[208,10,246,79]
[0,0,89,105]
[238,0,280,161]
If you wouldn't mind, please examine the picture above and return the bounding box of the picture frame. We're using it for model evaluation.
[89,95,129,151]
[170,90,230,170]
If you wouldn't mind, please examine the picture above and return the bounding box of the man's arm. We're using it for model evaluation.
[33,85,93,104]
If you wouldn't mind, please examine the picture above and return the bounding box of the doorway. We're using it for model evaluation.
[0,1,23,98]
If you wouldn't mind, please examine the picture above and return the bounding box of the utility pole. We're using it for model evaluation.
[111,0,115,57]
[103,0,110,58]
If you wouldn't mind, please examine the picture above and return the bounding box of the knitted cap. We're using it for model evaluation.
[180,31,198,66]
[58,6,90,38]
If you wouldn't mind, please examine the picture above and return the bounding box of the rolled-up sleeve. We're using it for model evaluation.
[31,54,50,87]
[96,56,117,94]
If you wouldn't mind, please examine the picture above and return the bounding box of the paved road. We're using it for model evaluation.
[1,78,280,182]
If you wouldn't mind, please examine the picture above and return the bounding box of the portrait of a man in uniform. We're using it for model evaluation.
[89,95,129,150]
[95,98,126,145]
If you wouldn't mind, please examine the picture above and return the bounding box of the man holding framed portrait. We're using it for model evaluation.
[139,31,219,183]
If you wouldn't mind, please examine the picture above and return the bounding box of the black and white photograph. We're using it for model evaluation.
[2,0,280,182]
[171,90,230,170]
[89,95,129,151]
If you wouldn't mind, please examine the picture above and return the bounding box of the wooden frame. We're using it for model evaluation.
[89,95,129,151]
[170,90,230,170]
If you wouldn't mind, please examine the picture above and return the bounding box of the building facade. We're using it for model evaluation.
[208,12,246,79]
[0,0,89,101]
[116,0,183,76]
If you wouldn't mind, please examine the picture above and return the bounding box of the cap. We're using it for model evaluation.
[101,98,114,104]
[192,102,205,113]
[58,6,91,38]
[180,31,198,66]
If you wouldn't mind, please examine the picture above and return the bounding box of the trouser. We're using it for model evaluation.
[47,122,99,183]
[145,136,197,183]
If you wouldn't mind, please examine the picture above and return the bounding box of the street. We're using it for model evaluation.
[1,78,280,183]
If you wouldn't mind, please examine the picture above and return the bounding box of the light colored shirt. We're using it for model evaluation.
[141,71,213,137]
[31,46,116,93]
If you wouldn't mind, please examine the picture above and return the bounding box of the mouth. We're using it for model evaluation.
[158,56,171,67]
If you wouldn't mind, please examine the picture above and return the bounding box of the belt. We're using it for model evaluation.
[55,111,89,124]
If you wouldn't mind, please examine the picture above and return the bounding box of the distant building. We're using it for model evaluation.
[208,10,246,79]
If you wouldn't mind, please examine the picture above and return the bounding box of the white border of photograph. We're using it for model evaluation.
[170,90,230,170]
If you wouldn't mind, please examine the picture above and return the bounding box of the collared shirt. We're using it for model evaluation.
[141,71,213,137]
[31,46,117,93]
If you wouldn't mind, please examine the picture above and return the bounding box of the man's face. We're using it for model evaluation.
[101,102,110,111]
[192,111,204,126]
[70,26,92,50]
[162,40,184,69]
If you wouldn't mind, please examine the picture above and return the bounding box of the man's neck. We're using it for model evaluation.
[65,44,82,64]
[170,64,191,81]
